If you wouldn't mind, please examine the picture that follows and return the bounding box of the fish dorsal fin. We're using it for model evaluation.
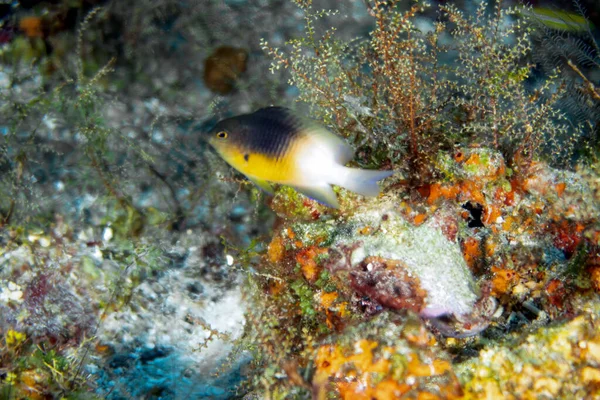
[308,126,354,164]
[247,176,275,194]
[253,107,354,165]
[263,108,355,163]
[294,184,340,209]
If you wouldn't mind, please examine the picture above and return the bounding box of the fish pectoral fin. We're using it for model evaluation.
[294,184,340,209]
[248,176,275,194]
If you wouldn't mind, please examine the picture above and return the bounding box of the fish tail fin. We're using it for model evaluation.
[331,167,393,197]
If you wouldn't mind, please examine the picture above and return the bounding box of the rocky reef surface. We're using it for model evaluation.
[240,147,600,398]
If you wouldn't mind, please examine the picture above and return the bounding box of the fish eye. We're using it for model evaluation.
[216,131,228,139]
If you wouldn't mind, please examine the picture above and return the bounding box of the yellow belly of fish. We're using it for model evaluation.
[223,148,300,184]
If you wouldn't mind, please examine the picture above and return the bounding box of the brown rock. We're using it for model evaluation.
[203,46,248,94]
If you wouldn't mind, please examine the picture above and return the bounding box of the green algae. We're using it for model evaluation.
[290,280,318,318]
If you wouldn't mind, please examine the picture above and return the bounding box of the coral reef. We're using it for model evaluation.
[458,300,600,399]
[312,313,463,400]
[240,144,599,397]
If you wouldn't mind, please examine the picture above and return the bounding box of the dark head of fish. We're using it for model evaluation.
[205,107,303,159]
